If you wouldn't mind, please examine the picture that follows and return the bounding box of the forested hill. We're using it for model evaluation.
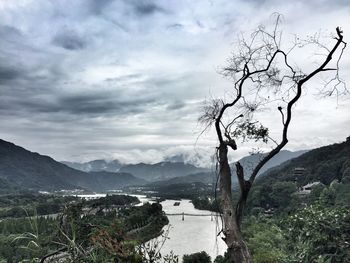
[230,149,308,178]
[0,139,80,192]
[0,139,145,193]
[257,137,350,186]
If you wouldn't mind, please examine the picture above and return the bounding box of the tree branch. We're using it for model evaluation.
[248,27,345,185]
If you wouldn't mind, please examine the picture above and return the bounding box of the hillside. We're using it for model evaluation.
[119,162,208,182]
[88,171,147,191]
[0,139,84,192]
[257,137,350,186]
[148,171,215,186]
[0,139,145,192]
[231,149,308,178]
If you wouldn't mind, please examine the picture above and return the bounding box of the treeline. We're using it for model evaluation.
[191,197,220,212]
[0,193,78,218]
[86,194,139,208]
[0,193,141,219]
[144,182,212,200]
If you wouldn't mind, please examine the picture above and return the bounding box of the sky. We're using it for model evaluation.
[0,0,349,166]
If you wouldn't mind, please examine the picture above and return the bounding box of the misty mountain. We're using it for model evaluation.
[163,151,212,168]
[149,171,215,186]
[231,149,308,178]
[0,139,145,193]
[148,150,307,187]
[119,162,209,182]
[62,159,123,173]
[87,171,147,192]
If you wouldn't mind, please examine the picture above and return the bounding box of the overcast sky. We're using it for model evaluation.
[0,0,349,166]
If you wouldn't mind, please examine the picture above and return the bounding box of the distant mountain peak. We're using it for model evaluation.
[62,158,123,173]
[119,161,209,182]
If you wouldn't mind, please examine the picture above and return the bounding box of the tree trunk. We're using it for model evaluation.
[218,144,252,263]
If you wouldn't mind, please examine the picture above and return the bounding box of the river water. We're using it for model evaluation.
[75,194,227,260]
[157,199,226,261]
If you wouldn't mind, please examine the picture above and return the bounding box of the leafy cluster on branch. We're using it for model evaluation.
[231,121,269,143]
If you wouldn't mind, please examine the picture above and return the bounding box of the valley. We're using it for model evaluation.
[0,138,349,262]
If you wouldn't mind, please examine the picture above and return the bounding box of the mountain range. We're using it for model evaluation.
[119,162,208,182]
[63,159,209,182]
[0,137,320,194]
[0,139,144,193]
[63,150,308,183]
[62,159,123,173]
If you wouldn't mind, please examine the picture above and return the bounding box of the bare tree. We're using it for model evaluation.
[199,15,347,262]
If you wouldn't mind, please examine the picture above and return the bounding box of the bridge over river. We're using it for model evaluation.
[165,212,220,221]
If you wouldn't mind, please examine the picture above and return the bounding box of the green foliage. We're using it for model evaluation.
[149,182,213,200]
[213,255,226,263]
[308,183,326,203]
[246,181,298,214]
[87,194,139,209]
[232,121,269,143]
[0,194,169,262]
[283,205,350,263]
[0,193,78,219]
[0,216,57,262]
[183,251,211,263]
[243,217,288,263]
[258,138,350,187]
[191,197,220,212]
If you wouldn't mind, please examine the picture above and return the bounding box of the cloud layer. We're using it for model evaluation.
[0,0,349,166]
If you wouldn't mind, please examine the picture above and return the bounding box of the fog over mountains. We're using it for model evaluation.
[62,159,123,173]
[0,138,310,193]
[63,149,309,183]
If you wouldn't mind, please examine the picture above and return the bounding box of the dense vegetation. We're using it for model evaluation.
[0,194,168,262]
[193,195,350,263]
[0,193,78,218]
[183,251,211,263]
[142,182,213,200]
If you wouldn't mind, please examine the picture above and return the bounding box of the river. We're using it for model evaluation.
[75,193,227,261]
[156,199,226,261]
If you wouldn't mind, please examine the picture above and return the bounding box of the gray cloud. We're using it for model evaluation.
[0,65,21,84]
[167,23,183,30]
[52,30,87,50]
[87,0,115,15]
[0,0,349,164]
[58,93,157,116]
[0,25,22,38]
[166,101,186,110]
[125,0,167,16]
